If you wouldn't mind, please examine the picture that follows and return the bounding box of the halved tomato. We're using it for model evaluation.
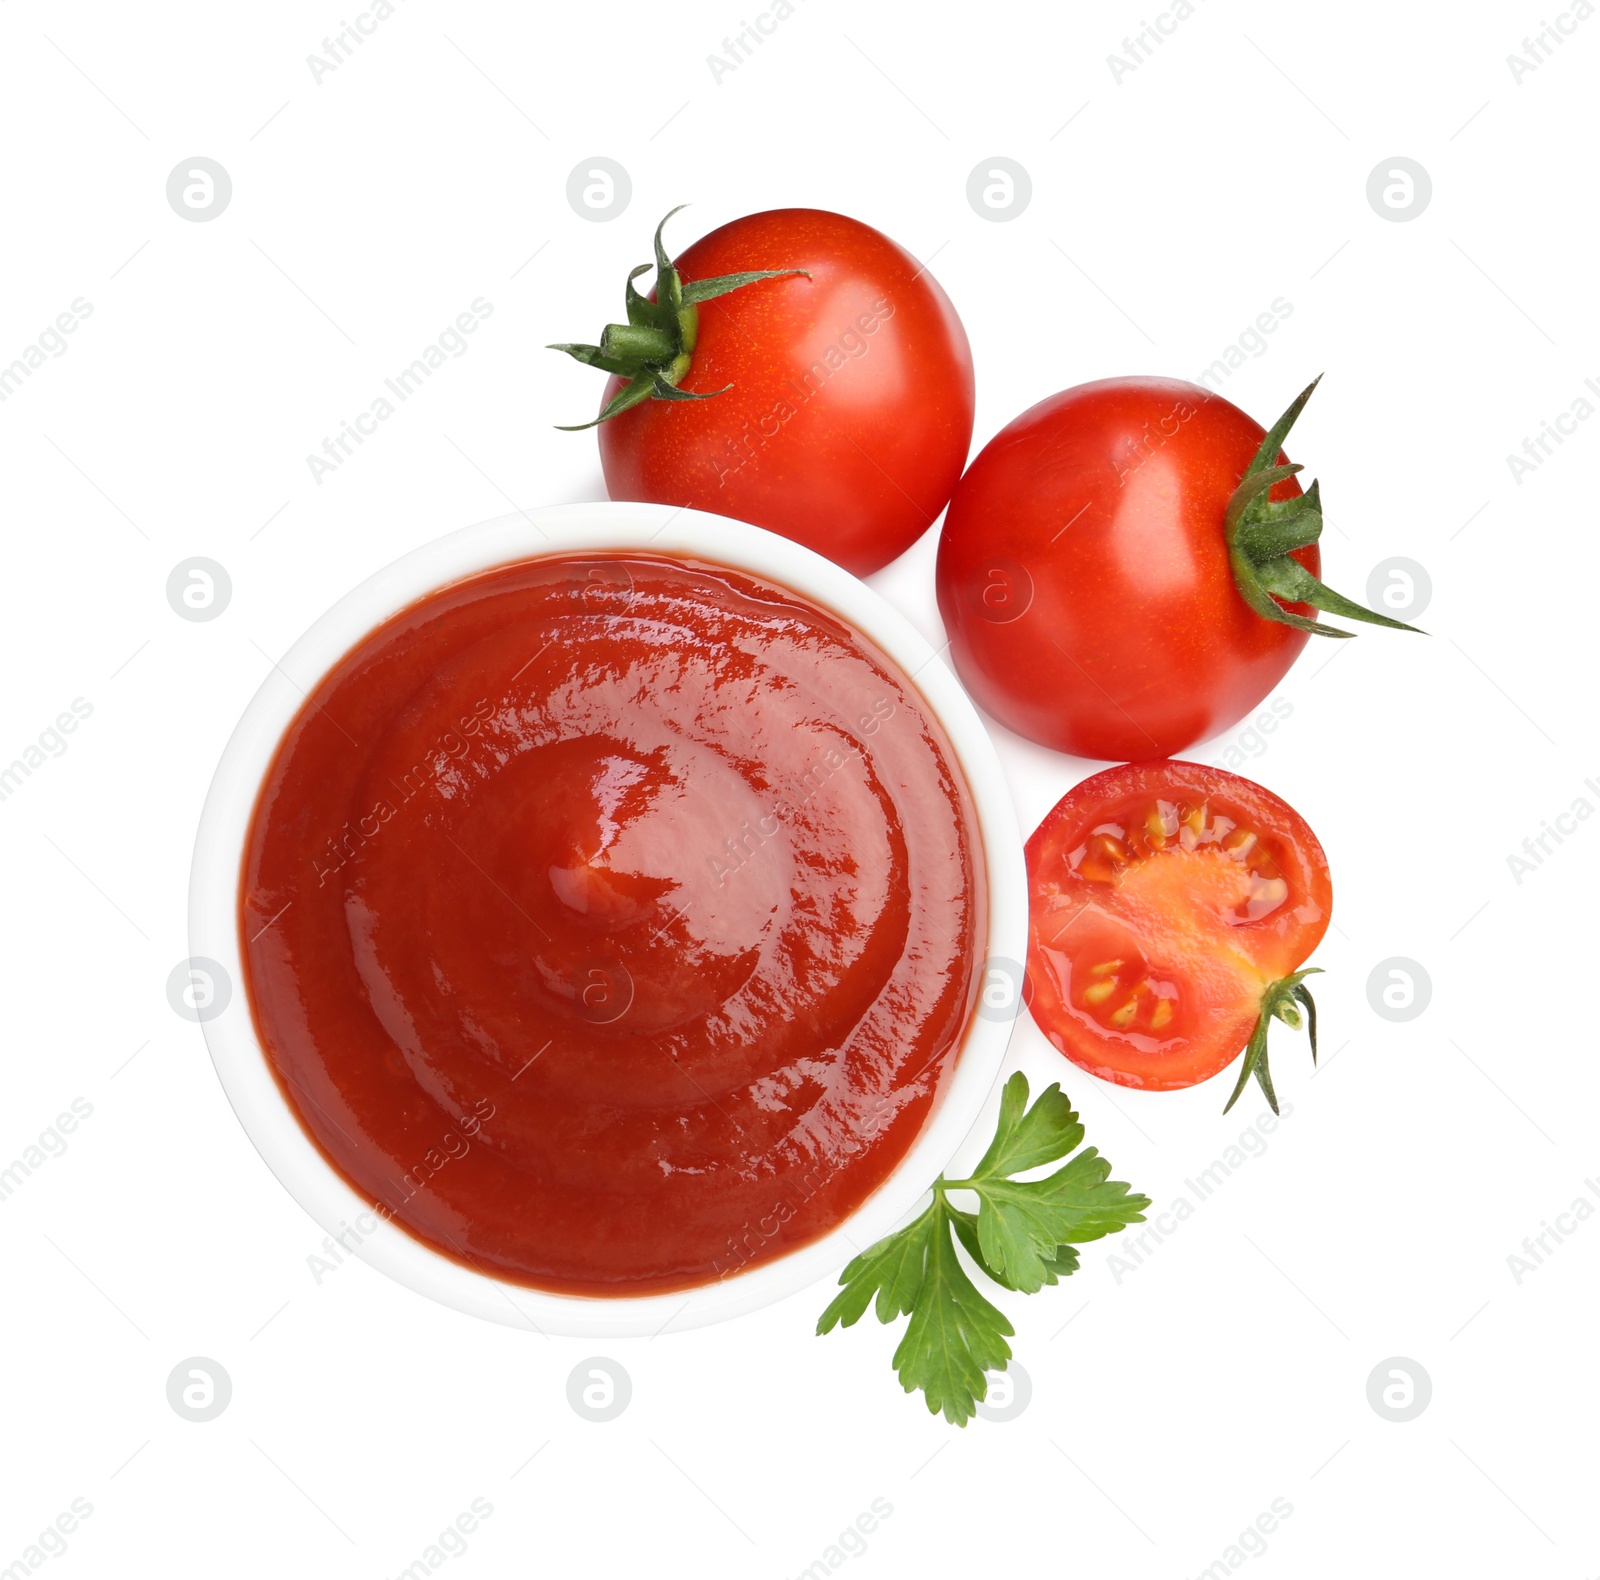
[1025,761,1331,1111]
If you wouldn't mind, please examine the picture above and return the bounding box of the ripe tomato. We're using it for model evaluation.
[1025,761,1331,1111]
[936,376,1412,761]
[567,208,974,577]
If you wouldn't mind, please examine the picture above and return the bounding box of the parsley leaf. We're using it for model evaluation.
[818,1203,937,1329]
[894,1216,1014,1421]
[817,1072,1149,1425]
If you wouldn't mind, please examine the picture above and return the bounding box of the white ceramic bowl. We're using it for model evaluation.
[190,502,1026,1336]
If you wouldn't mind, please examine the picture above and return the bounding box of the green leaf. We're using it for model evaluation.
[1036,1242,1083,1285]
[648,372,733,402]
[681,268,810,305]
[817,1074,1148,1425]
[1257,556,1421,633]
[623,264,674,333]
[1233,479,1324,559]
[1229,546,1335,637]
[546,342,633,377]
[1225,1007,1272,1114]
[1223,969,1326,1114]
[892,1210,1013,1426]
[1241,374,1322,481]
[1224,377,1426,638]
[1223,462,1304,537]
[553,371,653,432]
[816,1204,936,1332]
[948,1205,997,1278]
[1293,982,1320,1064]
[652,206,688,317]
[549,208,813,427]
[967,1073,1085,1181]
[971,1148,1150,1295]
[951,1208,1080,1292]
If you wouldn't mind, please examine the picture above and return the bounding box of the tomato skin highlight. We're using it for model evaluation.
[936,377,1320,761]
[598,209,975,578]
[1025,761,1331,1095]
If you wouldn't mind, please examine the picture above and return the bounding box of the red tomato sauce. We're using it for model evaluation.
[239,553,984,1296]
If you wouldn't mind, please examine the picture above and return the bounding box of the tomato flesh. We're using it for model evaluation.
[1025,761,1331,1093]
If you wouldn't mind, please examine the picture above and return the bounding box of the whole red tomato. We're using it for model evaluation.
[935,377,1413,761]
[555,208,974,577]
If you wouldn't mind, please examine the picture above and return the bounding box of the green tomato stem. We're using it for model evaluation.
[1225,377,1426,639]
[548,207,809,428]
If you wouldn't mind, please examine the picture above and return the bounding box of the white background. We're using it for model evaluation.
[2,1,1595,1576]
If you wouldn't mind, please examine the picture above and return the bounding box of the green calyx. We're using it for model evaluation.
[1226,377,1425,639]
[1223,968,1322,1115]
[548,206,809,431]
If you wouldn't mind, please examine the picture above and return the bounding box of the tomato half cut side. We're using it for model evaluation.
[1024,761,1332,1111]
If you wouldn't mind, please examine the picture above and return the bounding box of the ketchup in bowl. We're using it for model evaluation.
[240,553,984,1296]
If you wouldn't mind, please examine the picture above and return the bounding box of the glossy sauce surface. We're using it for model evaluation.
[240,553,984,1295]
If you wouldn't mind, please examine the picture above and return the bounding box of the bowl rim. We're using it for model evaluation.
[189,501,1027,1337]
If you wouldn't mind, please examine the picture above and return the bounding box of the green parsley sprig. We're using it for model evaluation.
[817,1073,1150,1425]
